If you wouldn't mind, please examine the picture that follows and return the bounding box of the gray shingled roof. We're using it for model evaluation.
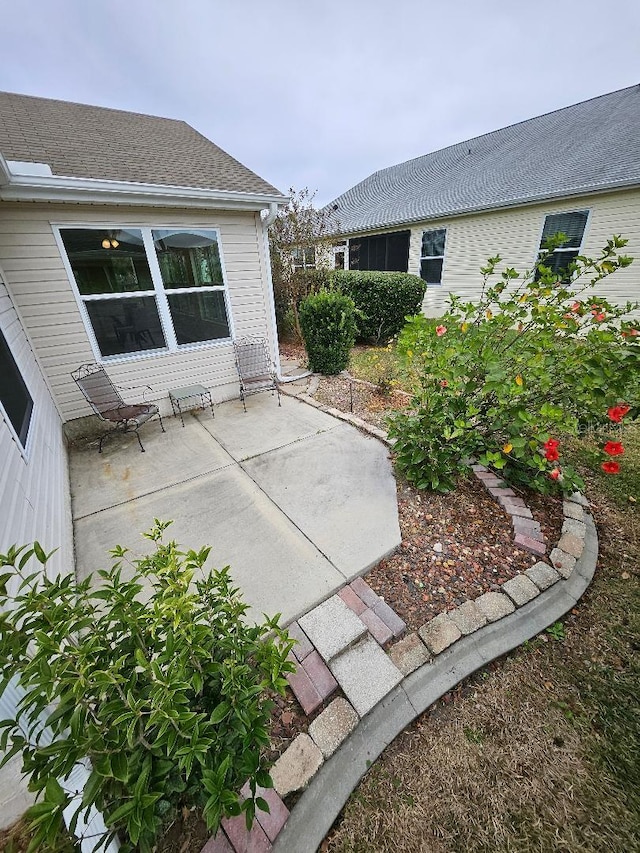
[0,91,282,196]
[326,85,640,234]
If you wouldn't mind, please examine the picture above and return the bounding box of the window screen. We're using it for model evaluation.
[0,327,33,447]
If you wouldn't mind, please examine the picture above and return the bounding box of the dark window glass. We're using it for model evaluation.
[540,211,588,250]
[347,231,410,272]
[420,258,444,284]
[0,328,33,447]
[537,250,579,279]
[152,229,223,288]
[60,229,153,295]
[421,229,446,257]
[85,297,166,357]
[167,292,231,344]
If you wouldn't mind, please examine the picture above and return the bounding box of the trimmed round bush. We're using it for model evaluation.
[330,270,426,344]
[299,289,357,374]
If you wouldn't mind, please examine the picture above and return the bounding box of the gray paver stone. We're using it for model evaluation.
[562,518,586,539]
[298,595,367,662]
[557,532,584,559]
[567,491,589,507]
[270,733,324,797]
[501,574,540,606]
[525,561,561,590]
[388,632,431,675]
[308,697,359,758]
[329,635,403,717]
[474,591,515,622]
[448,600,487,635]
[418,612,462,655]
[562,500,585,521]
[550,547,576,578]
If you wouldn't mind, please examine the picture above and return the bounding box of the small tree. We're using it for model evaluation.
[269,188,338,340]
[389,236,638,492]
[0,522,294,852]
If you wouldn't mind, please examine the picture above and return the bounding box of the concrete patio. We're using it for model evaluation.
[69,393,401,624]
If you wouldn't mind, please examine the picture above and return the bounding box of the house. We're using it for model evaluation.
[0,90,285,826]
[324,85,640,316]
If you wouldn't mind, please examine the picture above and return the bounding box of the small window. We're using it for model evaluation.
[291,246,316,271]
[420,229,446,285]
[537,211,589,280]
[0,327,33,448]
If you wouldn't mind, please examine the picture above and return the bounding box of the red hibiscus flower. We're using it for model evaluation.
[601,460,620,474]
[603,441,624,456]
[549,468,561,480]
[543,438,560,451]
[440,379,448,387]
[592,312,606,322]
[570,302,581,313]
[435,325,447,337]
[545,448,560,462]
[608,404,631,423]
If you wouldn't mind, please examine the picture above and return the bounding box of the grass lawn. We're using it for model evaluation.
[324,424,639,852]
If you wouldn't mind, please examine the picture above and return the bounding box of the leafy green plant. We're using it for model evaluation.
[299,289,358,374]
[330,270,426,344]
[388,235,638,492]
[546,621,566,641]
[0,521,294,853]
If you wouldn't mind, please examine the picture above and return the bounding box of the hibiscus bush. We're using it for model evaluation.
[0,521,295,852]
[388,235,639,492]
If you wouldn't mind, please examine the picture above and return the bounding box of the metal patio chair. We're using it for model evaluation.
[233,336,281,412]
[71,363,165,453]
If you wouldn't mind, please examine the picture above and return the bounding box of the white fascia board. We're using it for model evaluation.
[0,172,288,210]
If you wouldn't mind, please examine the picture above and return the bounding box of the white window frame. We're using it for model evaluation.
[291,246,316,271]
[54,224,235,364]
[534,209,591,274]
[0,314,35,459]
[420,228,447,286]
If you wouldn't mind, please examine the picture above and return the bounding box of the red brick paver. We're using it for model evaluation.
[202,830,234,853]
[286,659,323,715]
[301,650,338,700]
[349,577,381,608]
[514,532,546,556]
[373,599,406,638]
[338,585,367,615]
[359,607,393,644]
[221,813,271,853]
[287,621,314,662]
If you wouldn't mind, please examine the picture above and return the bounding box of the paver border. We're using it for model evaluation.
[272,510,598,853]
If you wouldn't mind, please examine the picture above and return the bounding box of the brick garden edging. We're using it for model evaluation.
[201,485,597,853]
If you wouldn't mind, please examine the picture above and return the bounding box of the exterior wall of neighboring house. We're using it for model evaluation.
[336,188,640,317]
[0,263,73,828]
[0,202,277,422]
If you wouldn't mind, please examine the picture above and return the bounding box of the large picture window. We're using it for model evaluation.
[536,210,589,280]
[420,229,447,285]
[348,230,410,272]
[0,326,33,449]
[59,227,231,359]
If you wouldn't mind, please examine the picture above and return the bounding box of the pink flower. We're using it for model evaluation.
[593,312,606,322]
[570,302,582,313]
[440,380,448,387]
[549,468,561,480]
[435,325,447,337]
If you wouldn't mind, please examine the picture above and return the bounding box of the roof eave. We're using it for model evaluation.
[0,171,288,211]
[331,177,640,237]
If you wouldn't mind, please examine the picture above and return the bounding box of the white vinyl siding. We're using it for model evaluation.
[0,204,277,421]
[0,264,73,828]
[404,188,640,317]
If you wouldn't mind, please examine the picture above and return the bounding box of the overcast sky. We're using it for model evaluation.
[1,0,639,205]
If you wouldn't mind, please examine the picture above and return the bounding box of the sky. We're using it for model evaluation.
[1,0,639,206]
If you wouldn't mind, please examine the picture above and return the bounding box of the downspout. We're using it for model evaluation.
[260,203,312,384]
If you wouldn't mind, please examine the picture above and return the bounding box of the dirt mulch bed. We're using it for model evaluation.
[314,375,411,430]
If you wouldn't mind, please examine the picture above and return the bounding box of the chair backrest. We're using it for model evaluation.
[234,337,272,380]
[72,364,124,416]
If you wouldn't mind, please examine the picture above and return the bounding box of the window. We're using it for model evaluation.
[348,230,410,272]
[59,227,231,359]
[0,326,33,448]
[537,210,589,280]
[420,229,446,285]
[291,246,316,271]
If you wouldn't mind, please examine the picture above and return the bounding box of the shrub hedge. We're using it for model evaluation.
[298,289,357,374]
[330,270,426,344]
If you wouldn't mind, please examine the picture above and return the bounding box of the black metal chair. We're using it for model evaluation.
[71,363,165,452]
[233,337,281,412]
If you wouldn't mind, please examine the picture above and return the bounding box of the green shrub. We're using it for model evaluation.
[330,270,426,344]
[299,289,357,374]
[389,235,638,493]
[0,522,294,852]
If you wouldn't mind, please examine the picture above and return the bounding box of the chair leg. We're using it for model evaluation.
[157,412,166,433]
[135,429,145,452]
[240,387,247,413]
